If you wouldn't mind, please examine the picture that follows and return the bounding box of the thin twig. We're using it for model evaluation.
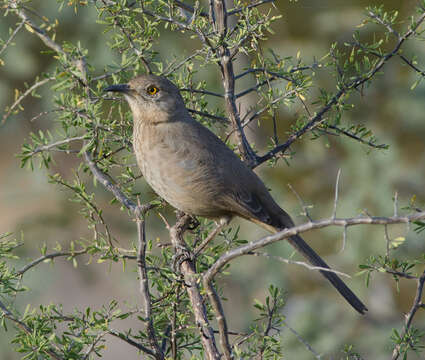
[332,169,342,220]
[30,135,87,155]
[187,108,228,123]
[136,212,164,359]
[2,77,55,124]
[248,252,351,278]
[282,321,322,359]
[108,329,156,356]
[326,125,388,149]
[193,220,228,256]
[0,19,25,57]
[399,54,425,77]
[83,151,138,213]
[17,248,88,276]
[288,183,313,221]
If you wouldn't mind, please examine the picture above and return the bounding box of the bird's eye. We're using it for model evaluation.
[146,85,159,96]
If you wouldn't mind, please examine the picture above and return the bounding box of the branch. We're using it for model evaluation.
[2,76,55,124]
[325,124,388,149]
[83,151,138,213]
[391,270,425,360]
[227,0,275,16]
[399,54,425,77]
[0,299,64,360]
[16,248,88,276]
[248,252,351,278]
[169,215,221,360]
[235,65,314,81]
[136,214,164,359]
[282,321,322,360]
[29,135,87,155]
[8,1,64,54]
[187,108,228,123]
[204,211,425,284]
[203,281,232,360]
[180,88,224,98]
[0,19,25,57]
[108,329,156,356]
[256,10,425,166]
[211,0,258,167]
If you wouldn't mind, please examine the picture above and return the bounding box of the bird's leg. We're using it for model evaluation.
[171,212,195,273]
[193,216,231,257]
[187,216,200,230]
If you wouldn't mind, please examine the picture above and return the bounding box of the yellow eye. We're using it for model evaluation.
[146,85,159,95]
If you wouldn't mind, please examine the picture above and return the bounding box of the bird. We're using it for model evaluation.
[105,74,368,314]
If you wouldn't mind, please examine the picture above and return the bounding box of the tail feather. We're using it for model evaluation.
[287,234,368,314]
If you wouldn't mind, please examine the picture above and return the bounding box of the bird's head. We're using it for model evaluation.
[105,74,186,123]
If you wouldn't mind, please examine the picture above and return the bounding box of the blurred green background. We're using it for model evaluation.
[1,0,424,359]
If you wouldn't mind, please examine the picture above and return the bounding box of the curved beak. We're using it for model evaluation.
[104,84,130,93]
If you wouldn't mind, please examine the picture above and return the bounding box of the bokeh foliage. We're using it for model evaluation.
[1,0,425,359]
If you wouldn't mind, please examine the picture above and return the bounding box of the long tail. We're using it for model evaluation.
[242,196,367,313]
[287,234,367,314]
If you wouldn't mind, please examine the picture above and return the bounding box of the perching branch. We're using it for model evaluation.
[169,214,221,360]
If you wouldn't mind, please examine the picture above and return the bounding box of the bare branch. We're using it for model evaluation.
[282,321,322,360]
[248,252,351,278]
[287,183,313,221]
[17,248,88,276]
[332,169,342,220]
[204,211,425,283]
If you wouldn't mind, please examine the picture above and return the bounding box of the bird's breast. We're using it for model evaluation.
[133,123,227,217]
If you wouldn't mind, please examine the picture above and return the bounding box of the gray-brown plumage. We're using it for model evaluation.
[105,74,367,314]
